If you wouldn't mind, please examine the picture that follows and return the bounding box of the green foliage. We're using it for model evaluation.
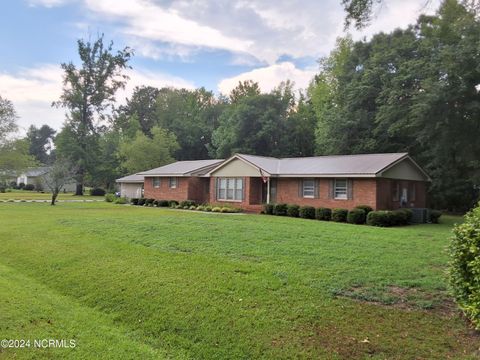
[299,206,316,219]
[137,198,146,206]
[156,200,169,207]
[310,1,480,211]
[130,198,139,205]
[354,205,373,216]
[114,197,127,204]
[23,184,35,191]
[105,193,115,202]
[26,124,56,164]
[204,205,212,212]
[332,208,348,222]
[286,204,300,217]
[0,96,17,143]
[367,211,395,227]
[145,198,155,206]
[0,139,36,180]
[189,205,197,210]
[212,206,222,212]
[430,210,442,224]
[118,126,179,174]
[273,203,288,216]
[196,205,205,211]
[449,203,480,329]
[168,200,179,207]
[180,200,197,207]
[392,209,413,226]
[347,208,366,224]
[315,207,332,221]
[90,188,106,196]
[263,203,274,215]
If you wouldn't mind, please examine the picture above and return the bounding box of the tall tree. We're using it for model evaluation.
[0,96,17,144]
[118,126,179,174]
[312,0,480,210]
[26,124,56,164]
[53,35,132,195]
[118,86,160,136]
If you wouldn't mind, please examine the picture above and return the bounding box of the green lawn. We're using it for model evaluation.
[0,190,100,201]
[0,203,478,359]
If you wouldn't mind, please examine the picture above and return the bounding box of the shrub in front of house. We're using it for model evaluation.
[105,193,115,202]
[188,205,196,210]
[196,205,205,211]
[332,208,348,222]
[391,208,413,226]
[180,200,197,207]
[18,182,25,189]
[367,210,395,227]
[24,184,35,191]
[156,200,169,207]
[287,204,300,217]
[175,205,182,209]
[212,207,222,212]
[315,207,332,221]
[204,205,212,212]
[130,198,139,205]
[354,205,373,216]
[145,198,155,206]
[137,198,146,206]
[263,203,274,215]
[448,202,480,329]
[0,185,5,193]
[169,200,179,207]
[273,203,288,216]
[347,208,366,224]
[430,210,442,223]
[114,197,127,204]
[299,206,316,219]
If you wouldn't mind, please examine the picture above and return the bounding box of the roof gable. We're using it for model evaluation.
[138,159,224,177]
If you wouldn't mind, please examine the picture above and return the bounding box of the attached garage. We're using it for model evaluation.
[116,174,144,199]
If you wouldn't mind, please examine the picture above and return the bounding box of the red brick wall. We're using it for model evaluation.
[187,177,210,204]
[144,176,189,201]
[209,177,263,212]
[274,178,377,210]
[376,178,427,210]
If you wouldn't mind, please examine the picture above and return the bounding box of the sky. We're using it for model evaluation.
[0,0,441,133]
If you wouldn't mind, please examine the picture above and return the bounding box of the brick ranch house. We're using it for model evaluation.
[131,152,430,213]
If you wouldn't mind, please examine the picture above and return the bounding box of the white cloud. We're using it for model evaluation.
[218,62,316,95]
[0,64,194,134]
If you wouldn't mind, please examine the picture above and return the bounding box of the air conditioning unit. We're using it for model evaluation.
[410,208,430,224]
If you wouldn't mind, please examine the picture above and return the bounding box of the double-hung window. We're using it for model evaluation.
[169,177,177,189]
[302,179,315,198]
[153,177,161,188]
[334,179,348,199]
[217,178,243,201]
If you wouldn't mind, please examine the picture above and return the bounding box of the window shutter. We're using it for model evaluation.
[298,179,303,197]
[347,179,353,200]
[328,179,334,199]
[314,179,319,198]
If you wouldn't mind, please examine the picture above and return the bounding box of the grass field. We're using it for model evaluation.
[0,190,100,201]
[0,202,478,359]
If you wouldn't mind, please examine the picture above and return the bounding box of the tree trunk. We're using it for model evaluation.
[75,183,83,196]
[51,191,58,206]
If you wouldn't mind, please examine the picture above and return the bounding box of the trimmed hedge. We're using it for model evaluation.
[448,203,480,329]
[180,200,197,207]
[392,208,413,225]
[315,207,332,221]
[90,188,106,196]
[24,184,35,191]
[156,200,169,207]
[263,203,274,215]
[130,198,139,205]
[273,203,288,216]
[299,206,315,219]
[354,205,373,216]
[137,198,146,206]
[114,197,127,204]
[347,208,366,224]
[332,208,348,222]
[145,198,155,206]
[169,200,179,207]
[286,204,300,217]
[367,211,395,227]
[430,210,442,223]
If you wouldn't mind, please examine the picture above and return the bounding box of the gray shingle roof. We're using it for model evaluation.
[23,167,51,177]
[138,159,224,176]
[235,153,410,176]
[116,173,144,183]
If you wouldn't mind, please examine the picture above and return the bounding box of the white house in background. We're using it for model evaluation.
[116,173,144,198]
[16,167,76,192]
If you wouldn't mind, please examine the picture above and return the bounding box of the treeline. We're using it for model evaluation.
[0,0,478,210]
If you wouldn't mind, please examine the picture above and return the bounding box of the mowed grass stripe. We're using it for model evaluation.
[0,202,478,359]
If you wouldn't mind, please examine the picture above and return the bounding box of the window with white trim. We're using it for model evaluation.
[334,179,348,199]
[153,177,161,188]
[217,177,243,201]
[302,179,315,198]
[169,177,177,189]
